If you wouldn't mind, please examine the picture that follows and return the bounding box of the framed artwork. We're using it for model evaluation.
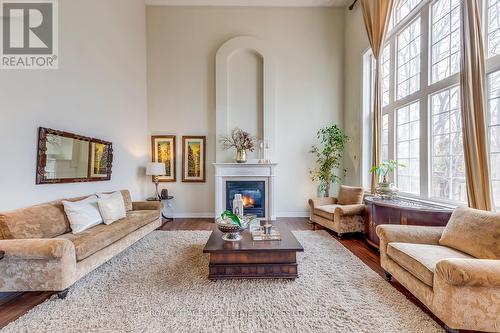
[182,136,206,183]
[151,135,176,182]
[89,141,111,178]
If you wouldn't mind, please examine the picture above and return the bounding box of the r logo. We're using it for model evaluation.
[2,2,53,54]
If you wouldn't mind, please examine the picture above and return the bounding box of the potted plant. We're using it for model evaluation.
[220,128,256,163]
[309,125,350,197]
[370,160,405,199]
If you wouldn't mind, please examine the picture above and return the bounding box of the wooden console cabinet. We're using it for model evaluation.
[364,196,453,249]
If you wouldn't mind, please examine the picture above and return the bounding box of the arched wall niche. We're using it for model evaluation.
[215,36,275,163]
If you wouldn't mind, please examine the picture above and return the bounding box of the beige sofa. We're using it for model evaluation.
[377,207,500,333]
[0,190,161,297]
[308,185,365,237]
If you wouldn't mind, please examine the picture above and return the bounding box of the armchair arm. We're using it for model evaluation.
[0,238,75,260]
[132,201,162,211]
[308,197,338,209]
[335,204,365,216]
[435,258,500,288]
[376,225,445,246]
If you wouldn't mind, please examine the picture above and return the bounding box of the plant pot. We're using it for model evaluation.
[236,149,247,163]
[376,177,399,199]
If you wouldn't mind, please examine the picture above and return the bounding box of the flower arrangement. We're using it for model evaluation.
[220,128,256,151]
[220,128,256,163]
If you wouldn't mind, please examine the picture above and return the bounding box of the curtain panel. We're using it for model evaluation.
[460,0,495,211]
[360,0,395,193]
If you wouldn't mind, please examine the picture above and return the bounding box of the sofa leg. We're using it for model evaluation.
[337,233,344,239]
[57,288,69,299]
[384,271,392,282]
[444,325,460,333]
[311,222,316,231]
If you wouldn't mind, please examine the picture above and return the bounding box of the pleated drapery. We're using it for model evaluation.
[459,0,495,211]
[360,0,395,193]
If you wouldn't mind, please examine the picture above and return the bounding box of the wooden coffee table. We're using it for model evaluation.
[203,226,304,280]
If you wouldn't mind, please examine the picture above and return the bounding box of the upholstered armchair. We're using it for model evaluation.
[377,207,500,333]
[308,185,365,237]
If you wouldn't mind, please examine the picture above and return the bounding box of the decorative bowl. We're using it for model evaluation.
[215,215,251,241]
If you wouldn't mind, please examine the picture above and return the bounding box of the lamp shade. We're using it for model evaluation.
[146,162,166,176]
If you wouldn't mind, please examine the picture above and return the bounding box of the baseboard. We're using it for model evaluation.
[276,211,310,218]
[171,212,310,218]
[171,213,214,218]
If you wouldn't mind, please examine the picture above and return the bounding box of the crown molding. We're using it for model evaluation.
[145,0,349,7]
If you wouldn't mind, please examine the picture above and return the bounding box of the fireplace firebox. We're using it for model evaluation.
[226,180,265,218]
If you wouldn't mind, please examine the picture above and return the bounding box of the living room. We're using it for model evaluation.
[0,0,498,332]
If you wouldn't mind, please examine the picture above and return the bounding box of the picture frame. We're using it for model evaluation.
[151,135,176,182]
[182,136,206,183]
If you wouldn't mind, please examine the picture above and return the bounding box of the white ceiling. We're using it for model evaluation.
[145,0,350,7]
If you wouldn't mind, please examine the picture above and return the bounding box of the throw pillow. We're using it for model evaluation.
[62,195,103,234]
[439,207,500,259]
[337,185,364,205]
[97,191,127,225]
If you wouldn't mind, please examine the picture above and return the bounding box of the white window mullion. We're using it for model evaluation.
[420,2,430,199]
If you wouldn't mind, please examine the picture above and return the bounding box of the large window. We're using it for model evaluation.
[487,71,500,208]
[363,0,500,208]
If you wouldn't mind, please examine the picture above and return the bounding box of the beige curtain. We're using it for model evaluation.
[360,0,395,193]
[460,0,495,211]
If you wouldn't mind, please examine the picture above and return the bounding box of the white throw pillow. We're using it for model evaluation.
[97,191,127,225]
[62,195,103,234]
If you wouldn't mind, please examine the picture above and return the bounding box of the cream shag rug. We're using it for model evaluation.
[1,231,443,333]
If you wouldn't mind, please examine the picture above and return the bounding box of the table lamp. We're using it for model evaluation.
[146,162,166,200]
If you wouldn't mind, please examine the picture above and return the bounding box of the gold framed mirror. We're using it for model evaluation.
[36,127,113,184]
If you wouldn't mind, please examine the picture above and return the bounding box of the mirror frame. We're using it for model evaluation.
[36,127,113,184]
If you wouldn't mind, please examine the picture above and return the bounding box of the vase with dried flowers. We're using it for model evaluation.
[220,128,256,163]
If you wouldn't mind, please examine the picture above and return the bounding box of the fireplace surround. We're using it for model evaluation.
[214,163,277,220]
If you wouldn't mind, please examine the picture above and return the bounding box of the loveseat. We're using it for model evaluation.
[377,207,500,333]
[0,190,161,296]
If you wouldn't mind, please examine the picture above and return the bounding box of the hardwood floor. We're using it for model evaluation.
[0,217,467,331]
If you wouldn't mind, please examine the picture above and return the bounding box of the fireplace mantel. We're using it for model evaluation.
[214,163,277,221]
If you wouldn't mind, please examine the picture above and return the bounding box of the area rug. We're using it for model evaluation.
[1,231,443,333]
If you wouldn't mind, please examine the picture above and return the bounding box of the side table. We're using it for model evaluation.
[147,196,174,222]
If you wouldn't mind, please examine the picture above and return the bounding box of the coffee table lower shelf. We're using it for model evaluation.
[208,258,299,280]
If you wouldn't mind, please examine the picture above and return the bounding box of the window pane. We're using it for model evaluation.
[430,86,466,203]
[382,114,389,162]
[396,101,420,194]
[488,71,500,209]
[487,0,500,57]
[382,45,391,107]
[396,0,423,24]
[430,0,460,83]
[397,18,421,99]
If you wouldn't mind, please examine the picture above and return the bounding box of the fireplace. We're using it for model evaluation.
[226,180,266,218]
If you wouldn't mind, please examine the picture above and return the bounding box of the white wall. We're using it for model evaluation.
[343,5,370,187]
[147,6,345,217]
[0,0,149,211]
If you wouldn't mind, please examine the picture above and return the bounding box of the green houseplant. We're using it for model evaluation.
[309,125,350,197]
[370,160,405,198]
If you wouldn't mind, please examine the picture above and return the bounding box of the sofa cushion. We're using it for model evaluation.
[0,200,70,240]
[337,185,364,205]
[387,242,473,287]
[314,204,365,220]
[314,204,339,220]
[56,210,159,261]
[439,207,500,259]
